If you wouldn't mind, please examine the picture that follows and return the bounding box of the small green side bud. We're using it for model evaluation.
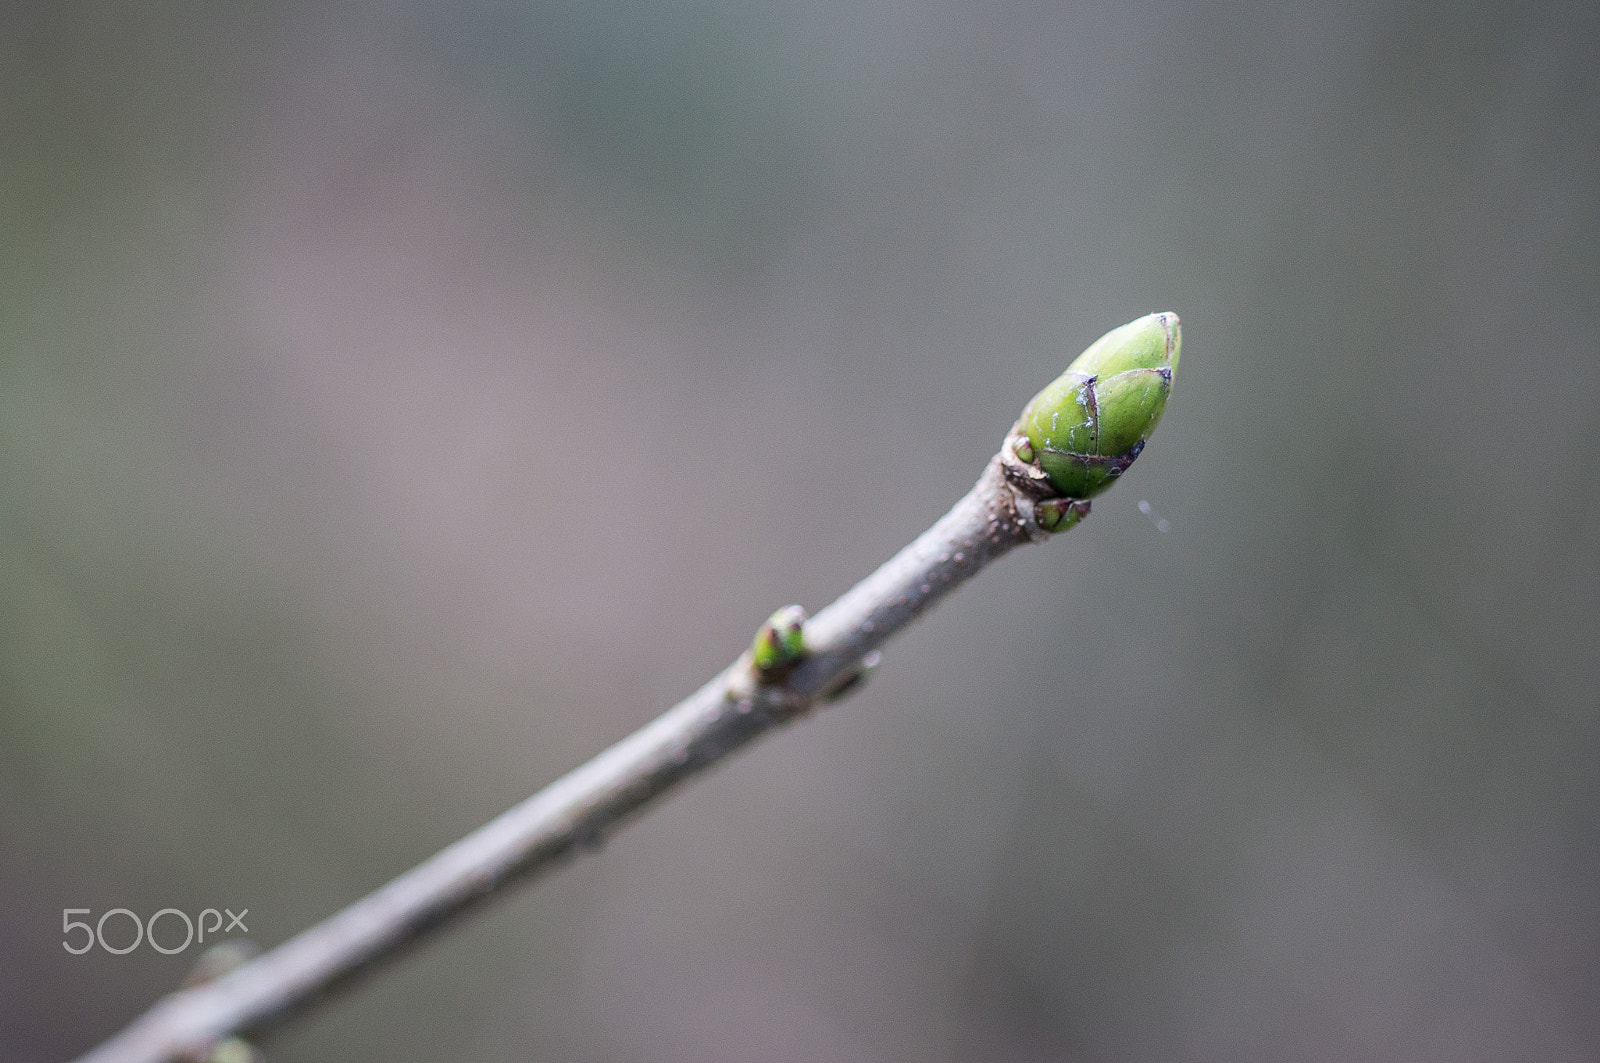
[1020,313,1179,499]
[1034,497,1091,533]
[1013,437,1034,463]
[751,604,807,680]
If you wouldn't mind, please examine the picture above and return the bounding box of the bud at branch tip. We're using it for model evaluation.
[1017,312,1180,502]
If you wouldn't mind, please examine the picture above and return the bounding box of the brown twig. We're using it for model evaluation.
[73,443,1055,1063]
[77,307,1181,1063]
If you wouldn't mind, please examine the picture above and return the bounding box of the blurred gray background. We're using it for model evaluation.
[4,2,1597,1060]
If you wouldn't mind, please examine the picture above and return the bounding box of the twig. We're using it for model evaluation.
[72,313,1179,1063]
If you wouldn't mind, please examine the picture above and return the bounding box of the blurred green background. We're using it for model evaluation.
[4,2,1597,1060]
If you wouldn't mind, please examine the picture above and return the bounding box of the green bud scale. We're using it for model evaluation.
[1019,313,1179,500]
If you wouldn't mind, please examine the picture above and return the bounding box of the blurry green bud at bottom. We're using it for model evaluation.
[1021,312,1179,499]
[206,1040,263,1063]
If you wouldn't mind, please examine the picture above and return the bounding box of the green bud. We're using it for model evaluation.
[206,1039,263,1063]
[1013,438,1034,463]
[1034,497,1091,533]
[751,604,807,679]
[1020,313,1179,499]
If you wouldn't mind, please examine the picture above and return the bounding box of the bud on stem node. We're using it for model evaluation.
[750,605,808,681]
